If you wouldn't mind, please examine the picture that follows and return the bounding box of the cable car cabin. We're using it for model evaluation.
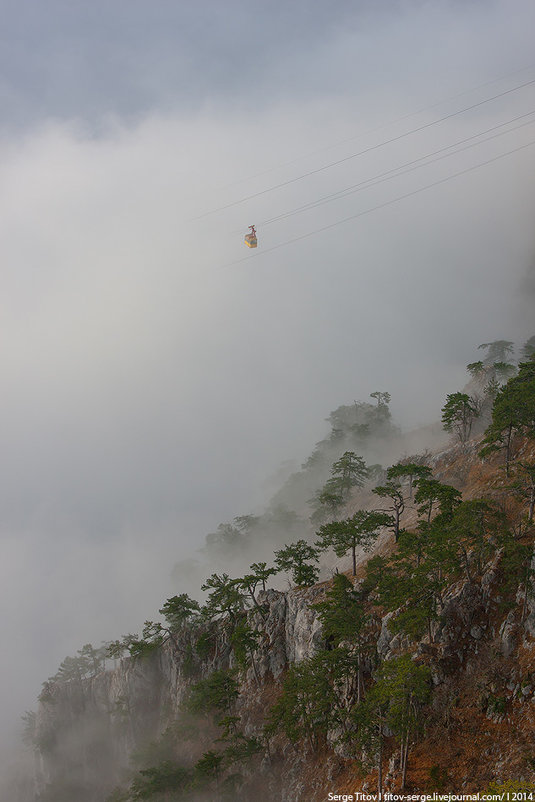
[244,225,257,248]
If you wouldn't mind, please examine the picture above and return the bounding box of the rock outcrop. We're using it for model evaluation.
[34,585,325,799]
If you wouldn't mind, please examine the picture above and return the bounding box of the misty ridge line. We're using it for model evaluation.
[39,395,414,653]
[222,137,535,269]
[220,60,535,191]
[259,110,535,226]
[175,392,455,592]
[26,350,535,801]
[192,76,535,221]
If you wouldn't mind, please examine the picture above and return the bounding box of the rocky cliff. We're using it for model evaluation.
[33,585,327,800]
[31,438,535,801]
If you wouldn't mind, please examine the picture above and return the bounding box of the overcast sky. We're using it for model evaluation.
[1,0,535,768]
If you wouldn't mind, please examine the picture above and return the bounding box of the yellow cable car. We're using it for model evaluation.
[244,224,257,248]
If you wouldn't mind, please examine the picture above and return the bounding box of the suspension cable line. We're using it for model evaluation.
[221,62,535,190]
[222,139,535,268]
[259,111,535,227]
[193,77,535,222]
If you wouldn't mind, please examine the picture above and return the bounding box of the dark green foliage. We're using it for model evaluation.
[444,499,506,580]
[375,654,431,737]
[236,562,276,612]
[229,619,261,677]
[316,510,391,575]
[372,481,466,641]
[216,714,241,740]
[285,396,398,518]
[466,359,485,378]
[390,599,432,641]
[362,554,389,594]
[119,695,260,801]
[106,622,173,663]
[222,735,262,766]
[313,573,364,645]
[371,489,508,643]
[197,716,261,796]
[249,561,277,591]
[47,643,108,685]
[510,460,535,522]
[195,629,215,660]
[78,643,108,675]
[129,761,191,800]
[380,542,444,641]
[313,573,372,702]
[159,594,200,630]
[51,655,84,684]
[351,655,431,793]
[498,532,533,613]
[184,670,239,717]
[467,358,517,408]
[414,478,461,525]
[480,355,535,473]
[106,636,133,661]
[266,650,355,749]
[386,461,432,500]
[215,711,262,768]
[310,450,370,523]
[201,573,247,623]
[522,336,535,360]
[441,392,481,443]
[274,540,320,587]
[309,479,345,523]
[331,451,369,497]
[372,481,405,541]
[478,340,515,365]
[179,646,199,678]
[194,750,224,786]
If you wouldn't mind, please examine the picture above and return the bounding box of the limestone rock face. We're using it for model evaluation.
[284,587,324,664]
[251,587,323,679]
[251,589,288,679]
[34,586,324,799]
[376,610,396,660]
[34,650,175,797]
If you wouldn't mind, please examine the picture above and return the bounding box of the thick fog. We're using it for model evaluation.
[1,0,535,791]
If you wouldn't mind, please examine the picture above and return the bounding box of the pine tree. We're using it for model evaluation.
[316,510,391,575]
[480,355,535,474]
[441,392,481,443]
[274,540,320,587]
